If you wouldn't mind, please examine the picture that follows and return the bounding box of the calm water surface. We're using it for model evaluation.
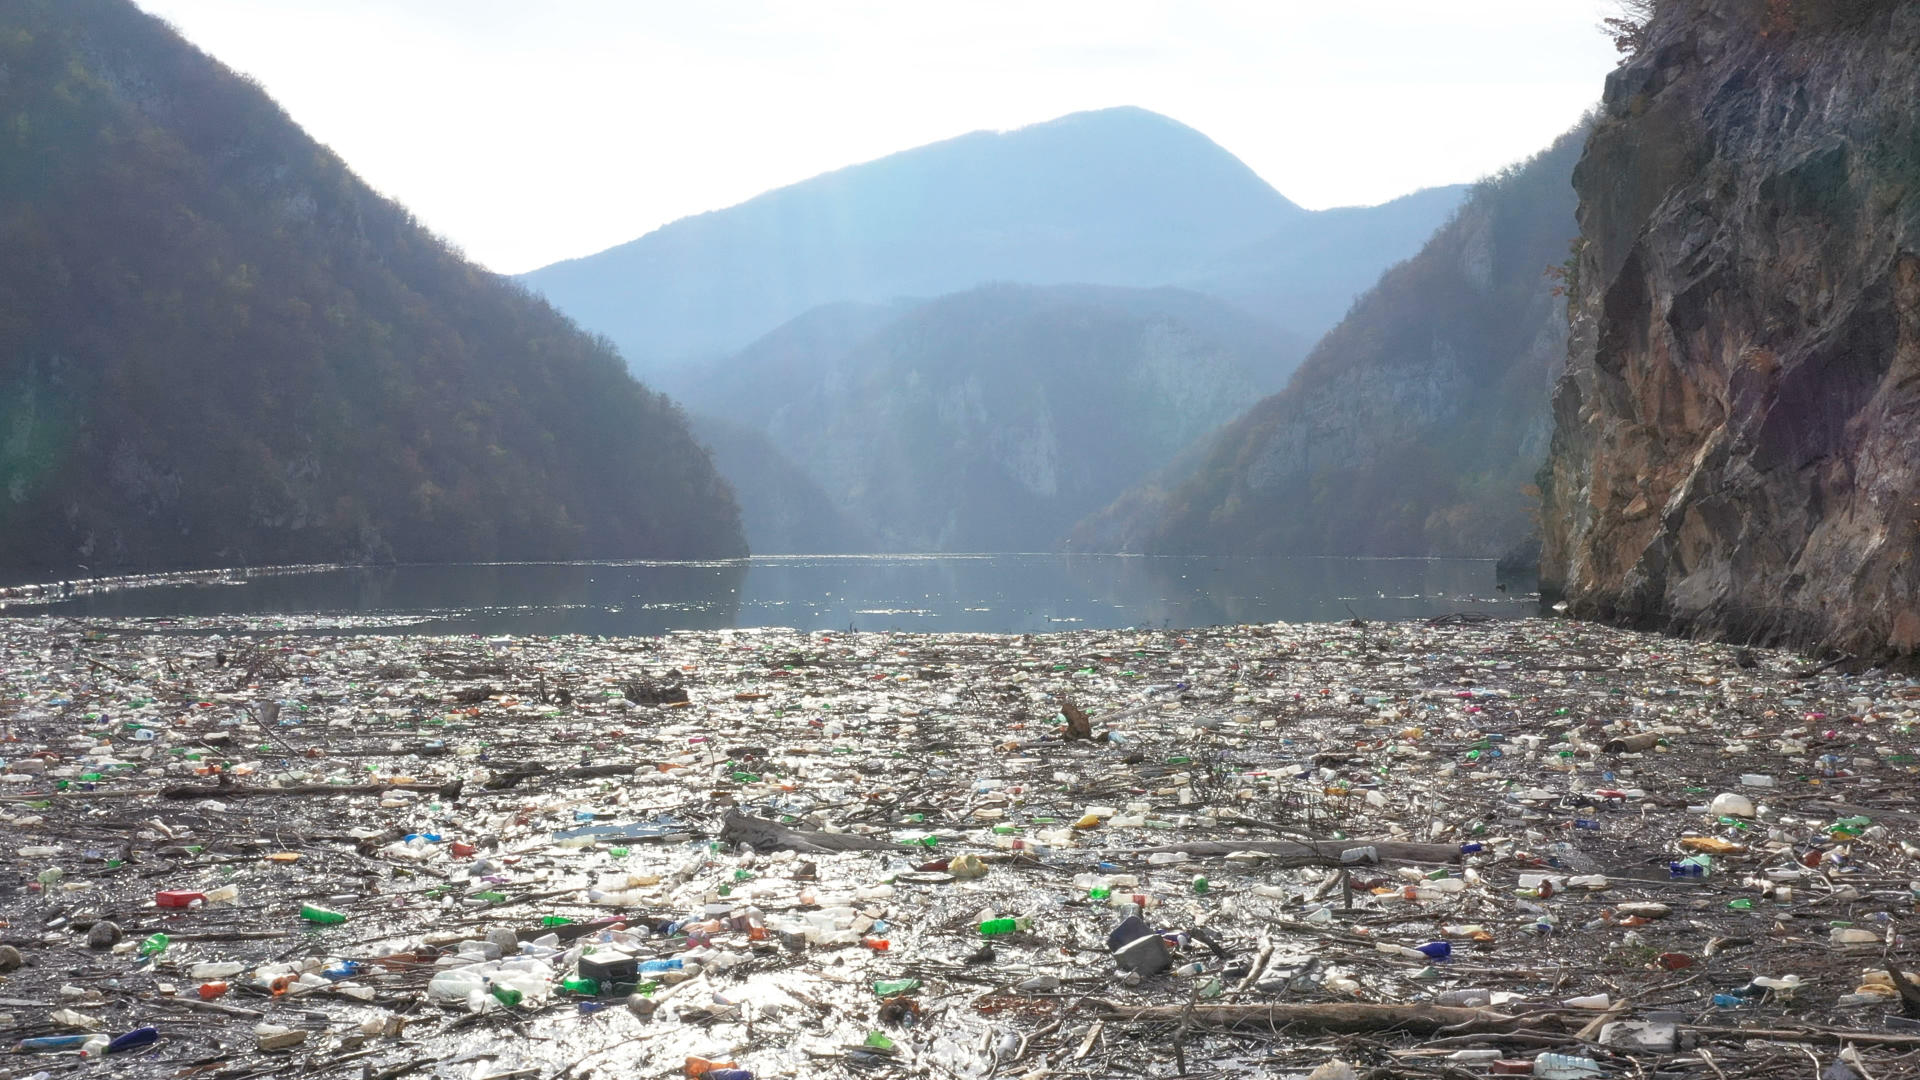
[21,555,1536,635]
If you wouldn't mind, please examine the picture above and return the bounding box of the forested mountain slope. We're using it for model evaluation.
[675,284,1303,553]
[1075,126,1587,558]
[0,0,743,581]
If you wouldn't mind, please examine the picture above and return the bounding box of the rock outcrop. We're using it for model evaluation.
[1540,0,1920,662]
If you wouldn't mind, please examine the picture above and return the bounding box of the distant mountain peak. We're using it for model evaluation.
[520,105,1306,370]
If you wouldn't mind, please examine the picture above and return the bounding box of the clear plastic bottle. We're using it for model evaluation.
[190,961,245,979]
[427,968,488,1009]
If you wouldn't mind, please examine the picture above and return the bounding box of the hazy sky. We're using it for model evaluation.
[135,1,1625,274]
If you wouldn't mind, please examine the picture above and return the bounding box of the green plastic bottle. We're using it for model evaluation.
[138,932,169,956]
[873,978,921,996]
[979,916,1029,936]
[491,985,523,1007]
[300,904,346,924]
[561,977,600,995]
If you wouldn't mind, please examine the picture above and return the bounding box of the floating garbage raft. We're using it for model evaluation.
[2,614,1919,1079]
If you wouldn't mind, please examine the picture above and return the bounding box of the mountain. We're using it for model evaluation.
[685,414,875,555]
[676,284,1304,553]
[1074,125,1587,558]
[0,0,744,582]
[1540,0,1920,663]
[520,108,1465,376]
[1183,183,1473,343]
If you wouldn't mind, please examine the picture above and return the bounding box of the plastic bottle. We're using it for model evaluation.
[138,933,169,956]
[299,904,346,924]
[979,917,1030,936]
[18,1035,90,1052]
[191,961,245,979]
[103,1028,159,1055]
[427,969,488,1009]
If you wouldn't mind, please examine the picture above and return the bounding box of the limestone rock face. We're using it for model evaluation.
[1540,0,1920,662]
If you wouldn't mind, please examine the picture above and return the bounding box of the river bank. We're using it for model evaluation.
[2,614,1917,1078]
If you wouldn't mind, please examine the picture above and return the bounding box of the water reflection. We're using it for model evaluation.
[24,555,1536,635]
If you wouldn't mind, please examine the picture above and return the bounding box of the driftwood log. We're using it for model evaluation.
[160,779,463,800]
[1114,838,1463,865]
[483,763,639,789]
[720,810,901,853]
[1094,1002,1528,1035]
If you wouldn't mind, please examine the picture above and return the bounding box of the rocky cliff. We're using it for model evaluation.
[1539,0,1920,663]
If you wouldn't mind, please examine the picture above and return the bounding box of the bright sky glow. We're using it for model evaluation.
[134,1,1625,274]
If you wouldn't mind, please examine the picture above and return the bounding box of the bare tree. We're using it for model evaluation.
[1600,0,1659,56]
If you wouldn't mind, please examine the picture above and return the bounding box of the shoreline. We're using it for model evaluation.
[1,615,1914,1077]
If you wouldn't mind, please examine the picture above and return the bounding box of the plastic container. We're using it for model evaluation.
[1533,1054,1602,1078]
[979,916,1030,936]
